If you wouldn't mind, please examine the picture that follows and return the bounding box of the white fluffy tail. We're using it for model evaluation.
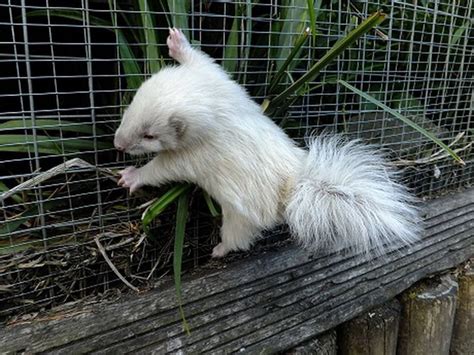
[285,135,421,254]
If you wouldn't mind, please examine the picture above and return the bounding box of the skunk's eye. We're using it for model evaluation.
[143,134,154,140]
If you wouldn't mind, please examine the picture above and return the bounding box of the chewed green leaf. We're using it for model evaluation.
[138,0,161,74]
[141,184,192,232]
[338,79,464,165]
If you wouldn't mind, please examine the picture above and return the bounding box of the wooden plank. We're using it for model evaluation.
[338,299,401,355]
[398,274,458,355]
[450,260,474,354]
[287,330,337,355]
[0,189,472,354]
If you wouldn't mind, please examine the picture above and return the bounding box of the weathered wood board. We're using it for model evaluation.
[398,274,458,355]
[338,299,401,355]
[0,189,472,354]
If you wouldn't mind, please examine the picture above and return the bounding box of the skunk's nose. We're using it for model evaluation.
[114,136,126,152]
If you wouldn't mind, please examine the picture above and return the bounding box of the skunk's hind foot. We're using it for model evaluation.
[167,27,190,63]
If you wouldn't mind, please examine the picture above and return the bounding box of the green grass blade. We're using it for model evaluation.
[138,0,161,74]
[167,0,190,38]
[338,79,464,165]
[28,9,143,89]
[203,191,220,217]
[0,135,112,154]
[0,242,42,255]
[273,0,309,72]
[268,28,310,94]
[0,119,105,135]
[141,183,192,232]
[174,191,191,335]
[450,20,470,47]
[27,9,109,26]
[0,206,40,237]
[0,181,22,204]
[117,31,143,89]
[307,0,316,47]
[266,10,386,113]
[107,7,143,89]
[0,201,61,237]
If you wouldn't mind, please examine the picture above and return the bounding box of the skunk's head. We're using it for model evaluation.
[114,73,188,156]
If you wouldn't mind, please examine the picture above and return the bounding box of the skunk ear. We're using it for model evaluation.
[169,116,187,139]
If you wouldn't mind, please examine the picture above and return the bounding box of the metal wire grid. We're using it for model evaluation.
[0,0,473,319]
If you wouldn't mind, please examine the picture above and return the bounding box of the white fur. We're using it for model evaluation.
[115,28,421,257]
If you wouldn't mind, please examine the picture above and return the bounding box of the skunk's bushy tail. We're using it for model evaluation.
[284,135,421,254]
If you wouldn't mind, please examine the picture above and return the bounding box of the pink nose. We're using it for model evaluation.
[114,137,126,152]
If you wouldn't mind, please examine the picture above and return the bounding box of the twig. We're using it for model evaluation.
[105,236,135,251]
[133,232,148,253]
[0,158,119,203]
[392,133,472,166]
[94,235,139,293]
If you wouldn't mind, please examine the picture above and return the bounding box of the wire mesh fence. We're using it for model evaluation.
[0,0,472,320]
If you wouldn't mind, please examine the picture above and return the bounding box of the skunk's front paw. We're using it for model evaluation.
[212,243,229,258]
[167,27,189,61]
[118,166,143,194]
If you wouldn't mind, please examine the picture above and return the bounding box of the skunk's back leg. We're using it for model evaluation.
[212,210,261,258]
[167,28,215,67]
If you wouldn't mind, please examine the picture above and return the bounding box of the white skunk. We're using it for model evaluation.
[114,28,420,258]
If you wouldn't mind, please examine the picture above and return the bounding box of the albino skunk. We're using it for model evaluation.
[114,28,420,257]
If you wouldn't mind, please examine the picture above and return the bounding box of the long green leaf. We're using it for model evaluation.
[0,135,112,154]
[307,0,317,47]
[167,0,189,38]
[0,181,22,204]
[0,119,105,135]
[266,11,386,113]
[338,79,464,165]
[0,207,39,237]
[138,0,161,74]
[0,241,41,255]
[28,9,143,89]
[106,7,143,89]
[449,20,470,47]
[0,201,63,237]
[203,191,220,217]
[174,191,191,334]
[141,184,192,232]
